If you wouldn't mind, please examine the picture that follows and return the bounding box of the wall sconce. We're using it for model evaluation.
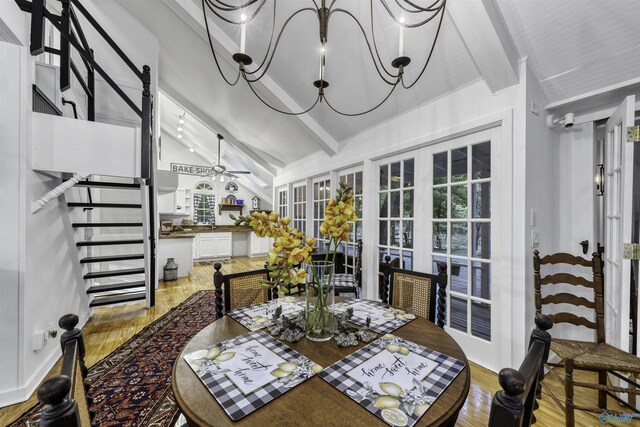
[595,164,604,196]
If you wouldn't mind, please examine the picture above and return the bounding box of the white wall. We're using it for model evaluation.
[0,41,90,407]
[515,60,562,364]
[158,132,272,226]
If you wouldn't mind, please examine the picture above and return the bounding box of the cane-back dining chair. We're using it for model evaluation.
[488,314,553,427]
[380,262,448,328]
[213,263,272,319]
[533,250,640,426]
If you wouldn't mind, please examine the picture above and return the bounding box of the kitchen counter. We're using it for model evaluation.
[159,226,254,236]
[159,233,196,239]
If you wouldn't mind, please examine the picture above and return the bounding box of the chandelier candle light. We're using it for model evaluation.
[201,0,446,116]
[232,182,358,341]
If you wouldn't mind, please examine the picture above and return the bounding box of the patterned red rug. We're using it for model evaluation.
[11,290,217,427]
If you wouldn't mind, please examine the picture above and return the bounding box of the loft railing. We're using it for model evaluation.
[16,0,156,306]
[16,0,153,180]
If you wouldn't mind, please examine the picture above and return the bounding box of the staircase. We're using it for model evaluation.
[68,178,152,308]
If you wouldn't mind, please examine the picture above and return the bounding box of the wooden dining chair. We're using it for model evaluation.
[333,239,363,297]
[38,314,94,426]
[380,263,447,328]
[533,250,640,426]
[488,314,553,427]
[213,263,272,318]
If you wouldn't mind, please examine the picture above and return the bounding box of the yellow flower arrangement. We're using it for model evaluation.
[233,182,358,340]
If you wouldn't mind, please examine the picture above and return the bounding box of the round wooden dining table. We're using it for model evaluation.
[172,300,470,426]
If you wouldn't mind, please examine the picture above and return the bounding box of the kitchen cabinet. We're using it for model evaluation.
[194,232,233,259]
[215,232,232,258]
[158,188,191,216]
[248,233,272,257]
[197,234,216,258]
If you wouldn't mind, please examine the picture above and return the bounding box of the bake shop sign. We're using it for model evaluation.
[170,163,213,176]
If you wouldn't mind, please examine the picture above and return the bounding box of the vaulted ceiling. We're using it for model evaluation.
[114,0,640,179]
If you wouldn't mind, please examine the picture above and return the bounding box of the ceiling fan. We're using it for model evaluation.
[205,134,251,182]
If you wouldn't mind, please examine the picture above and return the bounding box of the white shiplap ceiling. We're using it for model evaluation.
[496,0,640,105]
[115,0,640,177]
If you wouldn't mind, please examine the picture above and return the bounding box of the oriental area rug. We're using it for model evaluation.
[11,290,217,427]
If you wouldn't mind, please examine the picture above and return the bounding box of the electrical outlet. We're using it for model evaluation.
[32,331,46,351]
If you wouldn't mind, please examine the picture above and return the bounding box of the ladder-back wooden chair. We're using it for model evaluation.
[533,250,640,426]
[38,314,94,426]
[380,262,448,328]
[214,263,272,319]
[489,314,553,427]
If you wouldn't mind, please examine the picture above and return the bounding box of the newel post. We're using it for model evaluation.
[529,313,553,399]
[59,314,87,377]
[38,375,81,427]
[488,368,526,427]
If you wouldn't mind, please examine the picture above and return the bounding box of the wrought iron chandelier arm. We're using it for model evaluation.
[243,75,322,115]
[203,0,267,24]
[207,0,262,12]
[201,0,241,86]
[331,8,399,85]
[401,3,445,89]
[242,7,318,81]
[242,0,277,74]
[391,0,443,13]
[368,0,399,78]
[323,78,399,116]
[379,0,445,28]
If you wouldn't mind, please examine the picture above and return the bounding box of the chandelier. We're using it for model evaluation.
[201,0,446,116]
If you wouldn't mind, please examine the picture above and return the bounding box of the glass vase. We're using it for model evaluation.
[305,261,335,342]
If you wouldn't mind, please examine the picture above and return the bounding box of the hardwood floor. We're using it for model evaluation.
[0,258,630,426]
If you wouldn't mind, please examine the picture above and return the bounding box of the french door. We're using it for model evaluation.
[422,129,507,371]
[603,95,636,353]
[374,127,508,370]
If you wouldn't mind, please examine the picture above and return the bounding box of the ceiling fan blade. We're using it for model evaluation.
[226,170,251,174]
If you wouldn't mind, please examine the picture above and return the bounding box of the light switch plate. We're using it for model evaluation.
[531,230,539,248]
[530,209,537,227]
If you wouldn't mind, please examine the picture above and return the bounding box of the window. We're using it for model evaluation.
[193,182,215,225]
[431,141,491,340]
[313,178,331,251]
[277,187,288,218]
[378,159,414,270]
[292,183,307,233]
[339,170,363,274]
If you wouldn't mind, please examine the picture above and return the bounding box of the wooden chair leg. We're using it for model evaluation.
[565,359,575,427]
[598,371,607,409]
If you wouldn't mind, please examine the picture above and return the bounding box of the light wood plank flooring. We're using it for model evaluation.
[0,258,630,426]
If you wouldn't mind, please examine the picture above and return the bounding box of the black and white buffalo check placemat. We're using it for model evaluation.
[332,298,417,334]
[184,330,321,421]
[319,334,466,427]
[226,297,306,331]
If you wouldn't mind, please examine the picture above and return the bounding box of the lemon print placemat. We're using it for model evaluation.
[227,297,306,331]
[184,330,321,420]
[319,334,465,427]
[332,299,418,334]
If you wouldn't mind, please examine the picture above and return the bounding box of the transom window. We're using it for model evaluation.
[378,159,414,270]
[193,182,215,225]
[431,141,491,341]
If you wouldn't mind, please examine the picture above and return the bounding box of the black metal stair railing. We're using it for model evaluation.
[16,0,156,306]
